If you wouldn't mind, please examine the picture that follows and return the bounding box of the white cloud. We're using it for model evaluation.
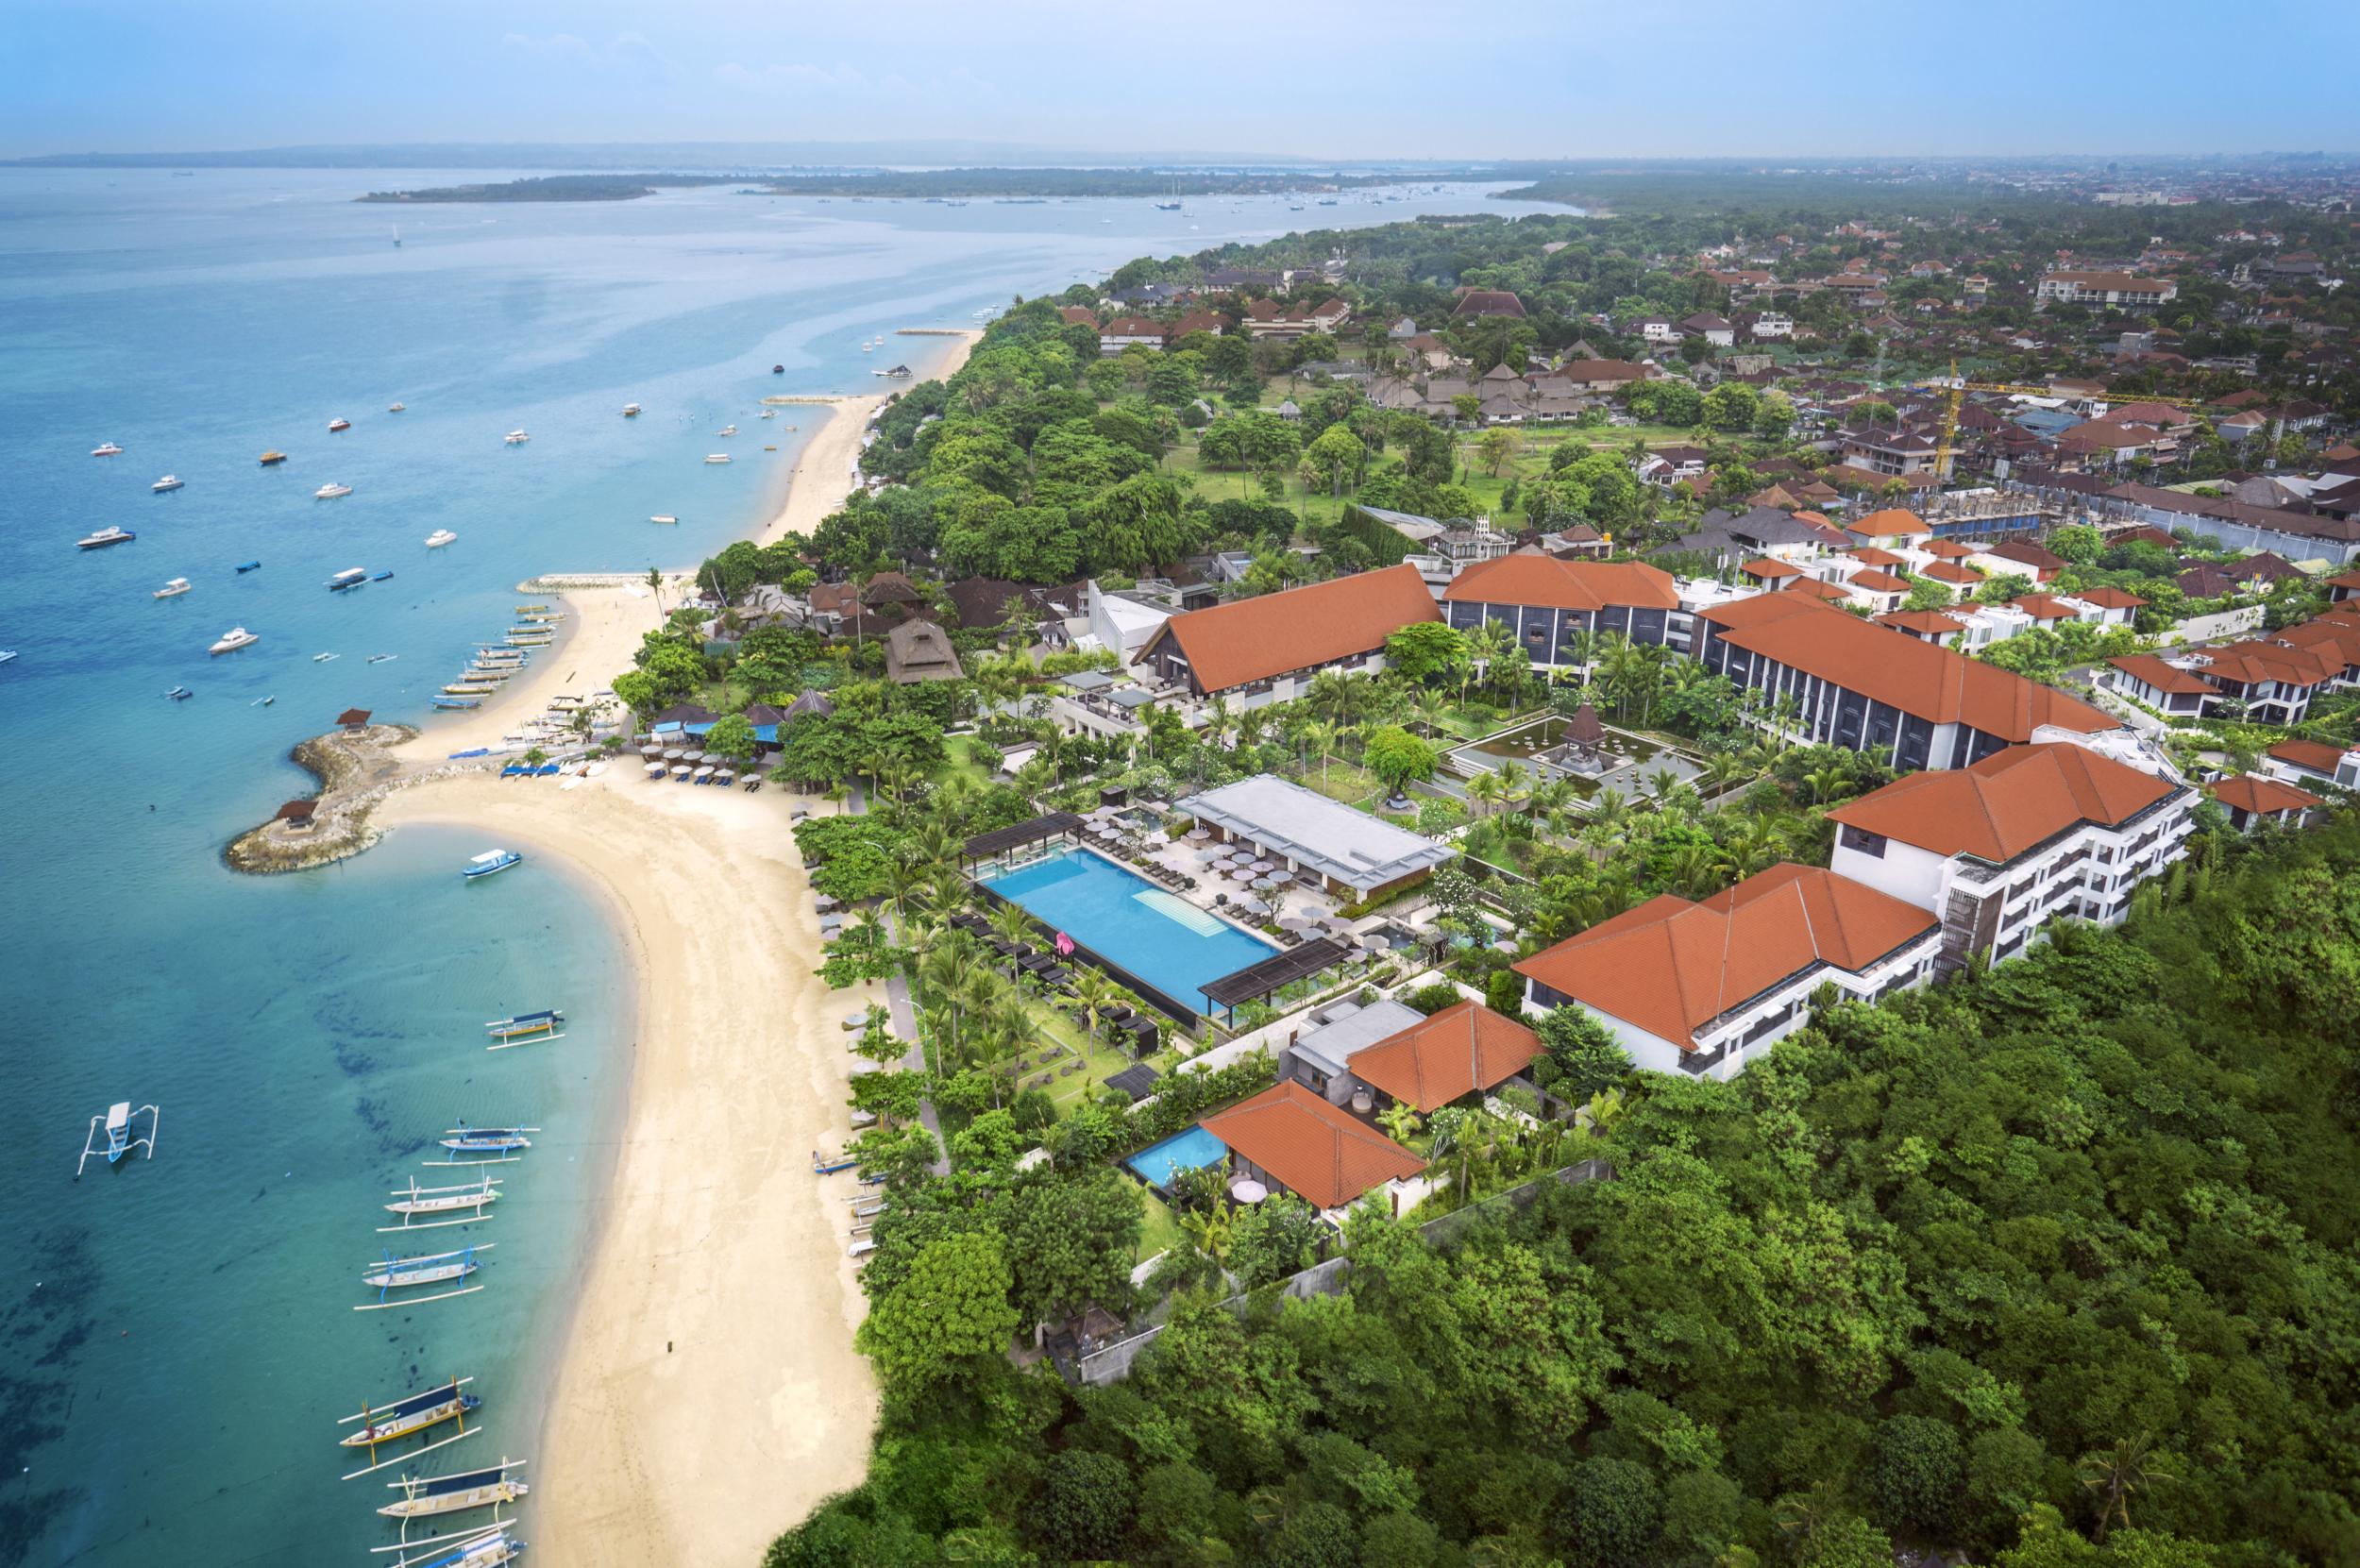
[714,60,873,92]
[503,30,682,82]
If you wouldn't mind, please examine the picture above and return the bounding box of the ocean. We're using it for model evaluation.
[0,169,1562,1565]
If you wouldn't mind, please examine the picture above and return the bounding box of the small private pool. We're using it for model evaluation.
[1126,1125,1229,1189]
[979,845,1278,1015]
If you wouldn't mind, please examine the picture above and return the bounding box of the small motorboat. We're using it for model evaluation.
[425,530,457,548]
[771,363,784,374]
[251,695,274,706]
[315,481,352,499]
[388,402,406,413]
[0,651,16,666]
[503,430,530,445]
[313,652,340,662]
[77,526,135,549]
[649,514,678,525]
[165,685,192,700]
[715,425,736,437]
[259,450,286,465]
[463,849,522,881]
[327,567,367,590]
[235,560,261,573]
[209,626,259,655]
[703,453,731,464]
[372,570,395,582]
[367,653,396,664]
[329,417,351,431]
[152,475,184,493]
[154,577,192,599]
[92,441,124,457]
[760,410,775,419]
[622,402,641,417]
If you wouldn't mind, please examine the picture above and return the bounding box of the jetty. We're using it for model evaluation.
[225,719,493,874]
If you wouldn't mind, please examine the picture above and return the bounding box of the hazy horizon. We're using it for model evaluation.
[6,0,2356,163]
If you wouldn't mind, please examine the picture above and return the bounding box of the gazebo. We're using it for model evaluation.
[336,708,371,730]
[1562,701,1605,767]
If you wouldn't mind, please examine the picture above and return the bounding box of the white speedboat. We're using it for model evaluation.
[760,410,775,419]
[504,430,530,445]
[313,651,339,662]
[152,475,184,493]
[0,651,17,665]
[425,530,458,548]
[328,417,351,431]
[92,442,124,457]
[388,402,406,413]
[315,481,352,499]
[649,514,678,524]
[621,403,641,417]
[703,453,731,464]
[77,526,135,549]
[715,425,736,437]
[209,626,259,655]
[154,577,191,599]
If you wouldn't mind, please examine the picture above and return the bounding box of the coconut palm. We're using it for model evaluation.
[1377,1102,1423,1146]
[1465,620,1512,698]
[1298,718,1340,786]
[1070,969,1117,1044]
[1491,758,1532,816]
[1720,815,1787,877]
[1466,768,1508,819]
[1802,765,1849,805]
[1665,841,1723,900]
[2079,1433,2171,1542]
[1410,686,1454,738]
[1699,750,1749,795]
[987,900,1035,950]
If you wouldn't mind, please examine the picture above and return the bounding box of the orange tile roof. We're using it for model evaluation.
[1829,741,2180,863]
[1442,554,1679,612]
[1874,610,1967,636]
[1345,1002,1543,1114]
[2267,738,2350,776]
[1703,594,2117,738]
[1921,538,1978,559]
[1849,547,1907,568]
[2108,653,2217,696]
[1847,507,1930,539]
[2011,592,2082,621]
[1513,865,1936,1052]
[1142,565,1440,695]
[2212,774,2321,815]
[1846,569,1911,594]
[1742,557,1804,579]
[2275,617,2360,670]
[2323,568,2360,591]
[1788,577,1854,603]
[1920,560,1984,585]
[2072,585,2148,610]
[2199,640,2336,689]
[1201,1081,1427,1207]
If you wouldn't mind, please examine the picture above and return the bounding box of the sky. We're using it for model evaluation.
[4,0,2356,162]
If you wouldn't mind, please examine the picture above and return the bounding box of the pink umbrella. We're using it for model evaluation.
[1054,931,1075,956]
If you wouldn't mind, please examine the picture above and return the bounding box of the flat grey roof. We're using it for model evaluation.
[1060,669,1117,691]
[1108,687,1158,710]
[1176,774,1455,893]
[1291,999,1426,1080]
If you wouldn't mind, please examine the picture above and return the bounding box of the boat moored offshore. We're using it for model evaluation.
[315,481,353,498]
[154,577,191,599]
[426,530,458,548]
[329,417,351,431]
[327,566,368,590]
[77,526,135,549]
[152,474,184,493]
[621,402,641,416]
[463,849,522,880]
[259,450,286,465]
[208,626,259,655]
[92,441,124,457]
[703,453,731,464]
[503,430,530,445]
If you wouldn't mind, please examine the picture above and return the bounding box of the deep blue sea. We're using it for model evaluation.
[0,169,1559,1566]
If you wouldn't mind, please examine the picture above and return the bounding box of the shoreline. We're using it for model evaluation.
[378,325,979,1563]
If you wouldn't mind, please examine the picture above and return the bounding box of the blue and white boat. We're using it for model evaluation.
[462,849,522,880]
[327,566,368,591]
[76,1100,160,1177]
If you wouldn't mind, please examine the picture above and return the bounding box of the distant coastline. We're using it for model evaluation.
[357,173,740,203]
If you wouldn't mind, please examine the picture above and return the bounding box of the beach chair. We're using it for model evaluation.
[849,1237,876,1259]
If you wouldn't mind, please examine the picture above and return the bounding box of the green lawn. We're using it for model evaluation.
[1137,1192,1184,1265]
[1297,758,1380,806]
[1015,1002,1155,1116]
[939,734,1001,788]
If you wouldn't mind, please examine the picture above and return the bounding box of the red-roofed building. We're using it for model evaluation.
[1099,316,1166,354]
[1452,290,1526,320]
[2266,737,2360,790]
[1136,564,1440,704]
[1201,1081,1428,1213]
[1846,508,1933,547]
[2211,773,2320,833]
[1346,1001,1544,1114]
[1514,863,1942,1079]
[1058,305,1099,327]
[1695,593,2119,769]
[1874,609,1969,646]
[1829,742,2195,969]
[1441,555,1681,673]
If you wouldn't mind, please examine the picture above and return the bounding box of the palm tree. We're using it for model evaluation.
[1465,620,1511,699]
[645,566,665,616]
[1666,841,1722,899]
[1070,969,1117,1044]
[1802,765,1848,805]
[1411,686,1453,738]
[1491,758,1532,817]
[1202,696,1238,752]
[1466,769,1508,819]
[2079,1433,2171,1542]
[1299,719,1340,786]
[1699,750,1748,796]
[1587,786,1632,838]
[1644,766,1681,803]
[1377,1102,1423,1145]
[1721,815,1788,878]
[987,901,1035,950]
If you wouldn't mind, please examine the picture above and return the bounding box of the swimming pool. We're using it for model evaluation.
[1127,1125,1230,1189]
[980,846,1279,1015]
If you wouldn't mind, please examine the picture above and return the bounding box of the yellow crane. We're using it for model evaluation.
[1916,361,2202,482]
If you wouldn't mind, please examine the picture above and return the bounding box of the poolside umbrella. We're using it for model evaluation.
[1239,896,1270,916]
[1279,917,1314,933]
[664,748,684,761]
[1185,827,1210,840]
[1231,1179,1269,1205]
[682,750,705,764]
[1253,876,1277,890]
[1251,860,1274,872]
[1266,869,1293,885]
[1230,867,1255,881]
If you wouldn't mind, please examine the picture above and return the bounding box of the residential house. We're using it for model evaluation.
[1679,312,1736,347]
[1828,741,2196,970]
[882,618,964,683]
[1058,305,1099,327]
[1099,316,1166,354]
[2104,482,2360,565]
[1841,420,1947,481]
[1672,505,1842,567]
[1694,592,2121,769]
[2106,638,2335,724]
[1969,541,2068,582]
[1544,358,1657,394]
[1749,312,1795,340]
[1845,508,1935,549]
[2266,737,2360,790]
[1134,563,1440,705]
[1279,999,1429,1106]
[1441,554,1685,667]
[1282,999,1542,1115]
[1452,290,1526,319]
[1635,445,1711,489]
[1514,863,1941,1080]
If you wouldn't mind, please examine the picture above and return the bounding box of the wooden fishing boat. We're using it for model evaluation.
[482,1009,563,1048]
[357,1242,493,1310]
[426,1123,537,1167]
[380,1457,529,1523]
[380,1174,500,1232]
[337,1377,480,1478]
[389,1526,524,1568]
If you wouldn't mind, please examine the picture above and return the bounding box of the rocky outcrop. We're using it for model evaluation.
[225,724,493,874]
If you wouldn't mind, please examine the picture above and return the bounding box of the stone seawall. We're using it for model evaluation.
[225,724,495,874]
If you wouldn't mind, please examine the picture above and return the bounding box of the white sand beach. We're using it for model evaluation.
[384,326,979,1563]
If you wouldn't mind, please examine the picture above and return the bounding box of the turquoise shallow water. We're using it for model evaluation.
[0,169,1558,1565]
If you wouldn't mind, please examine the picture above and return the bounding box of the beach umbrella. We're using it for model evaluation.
[1230,867,1255,881]
[664,748,684,761]
[639,744,663,758]
[1185,827,1210,841]
[1231,1179,1269,1205]
[1251,860,1275,872]
[1253,876,1277,890]
[1266,869,1293,885]
[1279,917,1314,933]
[1239,896,1270,916]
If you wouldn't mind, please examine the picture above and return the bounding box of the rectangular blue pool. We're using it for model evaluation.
[1127,1126,1230,1189]
[980,846,1279,1015]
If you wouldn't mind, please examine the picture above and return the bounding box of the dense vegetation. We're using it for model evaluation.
[772,817,2360,1568]
[354,173,741,202]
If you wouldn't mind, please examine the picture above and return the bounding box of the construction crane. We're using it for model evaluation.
[1913,360,2202,483]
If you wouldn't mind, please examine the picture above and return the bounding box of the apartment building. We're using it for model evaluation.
[1441,554,1686,668]
[2035,270,2180,309]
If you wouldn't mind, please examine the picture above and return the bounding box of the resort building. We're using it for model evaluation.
[2106,638,2338,726]
[1826,742,2197,970]
[1280,998,1429,1106]
[883,619,965,683]
[2211,774,2322,833]
[2035,271,2179,309]
[1175,774,1455,901]
[1134,563,1440,705]
[1202,1082,1428,1215]
[1440,554,1685,669]
[2266,738,2360,791]
[1694,593,2120,768]
[1346,1000,1544,1114]
[1513,863,1942,1080]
